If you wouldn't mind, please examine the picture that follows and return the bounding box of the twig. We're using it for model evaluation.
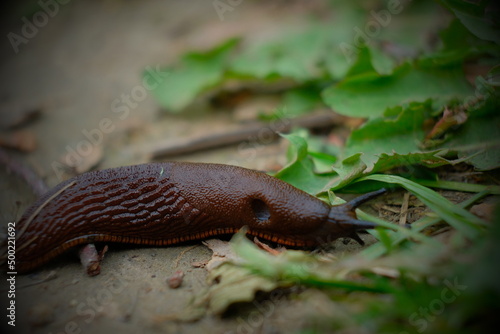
[151,112,343,159]
[381,205,400,214]
[173,245,198,268]
[399,192,410,226]
[253,237,282,255]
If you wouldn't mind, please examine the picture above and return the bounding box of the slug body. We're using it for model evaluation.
[10,162,384,273]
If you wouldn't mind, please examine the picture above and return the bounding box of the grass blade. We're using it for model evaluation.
[357,174,486,239]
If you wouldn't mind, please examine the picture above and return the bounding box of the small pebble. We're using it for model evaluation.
[166,270,184,289]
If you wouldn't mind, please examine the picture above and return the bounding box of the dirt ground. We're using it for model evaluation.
[1,1,384,333]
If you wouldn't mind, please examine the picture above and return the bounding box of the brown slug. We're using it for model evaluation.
[4,162,385,273]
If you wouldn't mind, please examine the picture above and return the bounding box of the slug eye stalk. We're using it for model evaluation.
[345,188,387,211]
[327,188,387,245]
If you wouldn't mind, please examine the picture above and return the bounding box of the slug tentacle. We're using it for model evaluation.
[326,189,387,246]
[344,188,387,211]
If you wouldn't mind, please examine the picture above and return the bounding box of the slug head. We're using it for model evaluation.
[325,188,386,245]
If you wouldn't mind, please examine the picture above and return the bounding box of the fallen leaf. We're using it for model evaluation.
[177,262,279,321]
[203,239,238,271]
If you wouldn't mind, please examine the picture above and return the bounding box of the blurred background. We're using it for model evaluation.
[0,0,460,188]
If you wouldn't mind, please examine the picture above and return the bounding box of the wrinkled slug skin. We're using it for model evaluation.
[14,162,342,273]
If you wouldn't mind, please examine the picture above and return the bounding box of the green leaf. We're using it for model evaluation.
[344,103,431,167]
[323,48,356,81]
[273,133,332,195]
[436,18,500,65]
[327,153,367,191]
[438,96,500,171]
[412,179,500,195]
[308,151,339,173]
[369,46,397,75]
[282,85,324,116]
[439,0,500,44]
[341,101,450,174]
[375,227,393,253]
[231,231,393,293]
[371,152,449,174]
[149,38,239,112]
[335,0,445,69]
[372,0,448,54]
[440,18,475,51]
[345,45,395,77]
[485,64,500,87]
[276,123,452,193]
[322,62,474,118]
[207,263,278,315]
[418,20,500,68]
[230,26,331,81]
[333,151,450,193]
[181,261,278,320]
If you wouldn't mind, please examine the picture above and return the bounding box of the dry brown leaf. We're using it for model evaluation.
[202,239,238,271]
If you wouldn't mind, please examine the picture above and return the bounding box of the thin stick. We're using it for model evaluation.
[151,112,343,159]
[399,192,410,226]
[173,245,198,268]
